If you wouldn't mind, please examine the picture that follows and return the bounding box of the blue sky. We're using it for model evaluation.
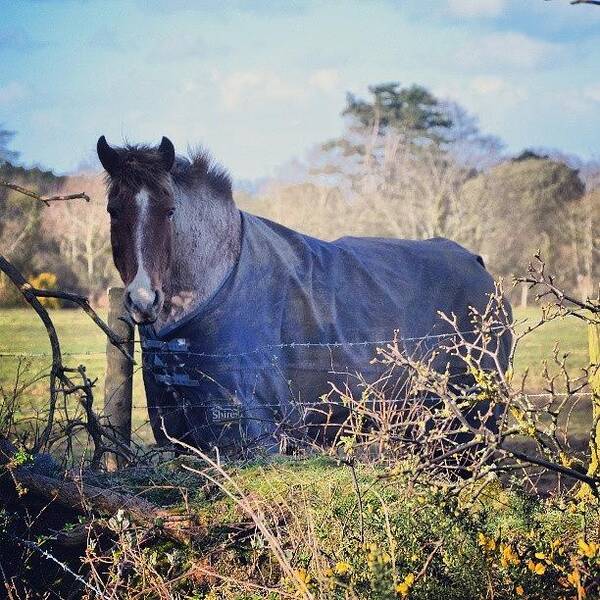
[1,0,600,180]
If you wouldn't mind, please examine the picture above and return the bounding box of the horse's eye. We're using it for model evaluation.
[167,208,175,219]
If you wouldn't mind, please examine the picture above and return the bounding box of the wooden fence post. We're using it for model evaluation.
[588,321,600,479]
[104,287,134,471]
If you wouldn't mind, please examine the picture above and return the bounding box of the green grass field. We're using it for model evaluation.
[0,307,152,443]
[1,307,598,598]
[0,306,592,447]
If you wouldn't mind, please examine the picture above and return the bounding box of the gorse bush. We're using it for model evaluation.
[72,458,599,599]
[28,272,61,308]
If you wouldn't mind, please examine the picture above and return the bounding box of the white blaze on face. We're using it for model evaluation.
[127,188,155,310]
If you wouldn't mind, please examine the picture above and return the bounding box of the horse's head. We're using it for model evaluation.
[97,135,176,324]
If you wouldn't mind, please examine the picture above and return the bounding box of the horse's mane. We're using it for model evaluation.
[172,148,232,198]
[107,144,232,199]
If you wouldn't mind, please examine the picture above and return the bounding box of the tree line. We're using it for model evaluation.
[237,83,599,305]
[0,128,112,306]
[1,84,598,307]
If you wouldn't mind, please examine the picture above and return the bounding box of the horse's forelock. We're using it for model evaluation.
[105,145,170,192]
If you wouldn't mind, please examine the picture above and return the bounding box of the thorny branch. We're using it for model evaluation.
[516,252,599,324]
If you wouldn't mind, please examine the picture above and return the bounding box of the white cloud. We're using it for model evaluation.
[437,76,527,106]
[29,109,61,130]
[447,0,506,18]
[0,81,27,106]
[469,76,505,95]
[435,75,528,128]
[148,32,228,61]
[214,69,300,110]
[584,84,600,103]
[214,68,342,111]
[308,69,341,93]
[456,32,560,69]
[468,76,528,105]
[551,85,600,114]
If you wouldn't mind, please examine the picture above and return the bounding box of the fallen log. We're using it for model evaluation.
[0,435,201,546]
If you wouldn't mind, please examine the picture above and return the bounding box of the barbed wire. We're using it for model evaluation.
[14,536,106,598]
[0,325,509,361]
[128,392,594,411]
[138,326,510,360]
[1,322,590,412]
[0,351,109,358]
[2,322,593,454]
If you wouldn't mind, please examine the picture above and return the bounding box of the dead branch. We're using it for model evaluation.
[0,256,134,362]
[515,253,599,323]
[1,175,140,469]
[503,446,598,490]
[0,255,135,465]
[0,177,132,362]
[322,283,600,498]
[0,180,90,206]
[0,256,63,452]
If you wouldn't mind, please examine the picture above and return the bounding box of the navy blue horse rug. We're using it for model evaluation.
[140,212,512,455]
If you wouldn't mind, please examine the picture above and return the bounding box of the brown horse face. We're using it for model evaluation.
[98,136,176,324]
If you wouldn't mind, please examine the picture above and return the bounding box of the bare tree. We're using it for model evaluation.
[41,173,114,300]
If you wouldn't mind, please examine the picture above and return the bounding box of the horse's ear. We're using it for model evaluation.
[97,136,121,176]
[158,136,175,172]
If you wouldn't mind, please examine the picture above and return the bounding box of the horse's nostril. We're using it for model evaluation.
[124,288,160,322]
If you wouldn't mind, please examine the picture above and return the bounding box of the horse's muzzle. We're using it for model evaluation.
[124,287,163,324]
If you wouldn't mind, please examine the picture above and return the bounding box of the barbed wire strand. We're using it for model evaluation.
[14,537,106,598]
[2,324,593,446]
[0,325,510,360]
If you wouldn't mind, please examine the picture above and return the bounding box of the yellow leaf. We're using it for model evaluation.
[516,585,524,596]
[501,545,520,567]
[578,539,598,559]
[567,569,580,587]
[396,582,409,596]
[295,569,311,585]
[478,532,496,552]
[559,452,573,468]
[334,561,351,576]
[527,559,546,575]
[396,573,415,597]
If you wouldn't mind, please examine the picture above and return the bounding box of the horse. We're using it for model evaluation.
[97,135,513,457]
